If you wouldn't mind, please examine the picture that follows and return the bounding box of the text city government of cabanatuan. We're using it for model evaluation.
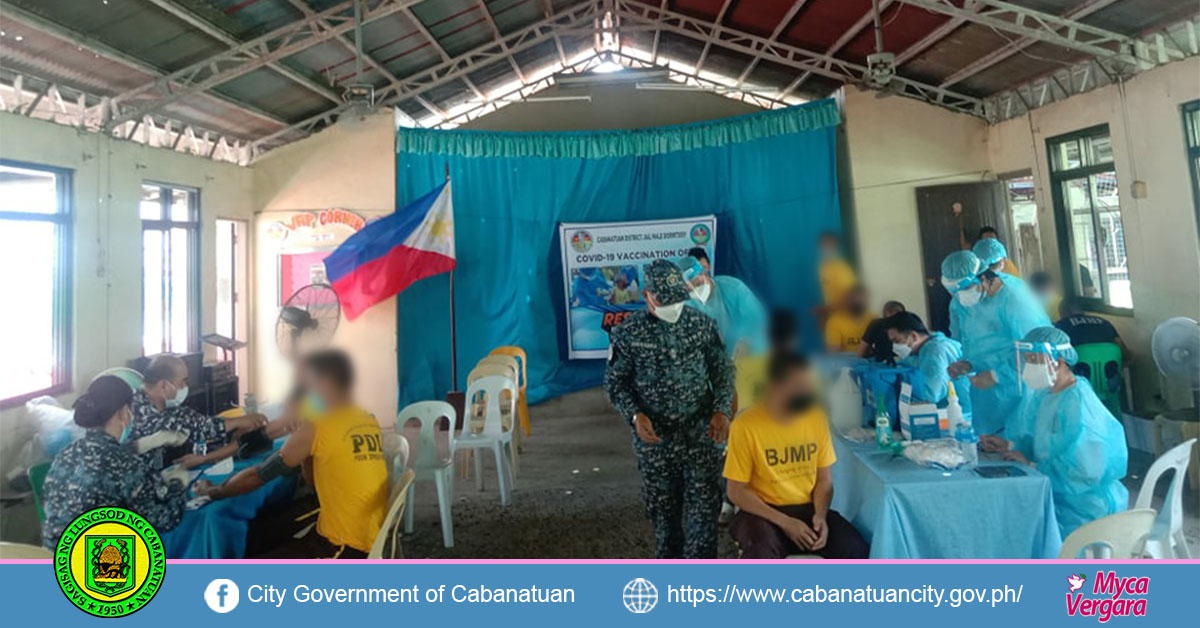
[244,584,576,607]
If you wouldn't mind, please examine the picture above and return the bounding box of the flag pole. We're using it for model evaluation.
[446,163,457,389]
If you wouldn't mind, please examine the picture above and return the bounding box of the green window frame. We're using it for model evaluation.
[0,159,73,408]
[1183,100,1200,242]
[1046,124,1133,316]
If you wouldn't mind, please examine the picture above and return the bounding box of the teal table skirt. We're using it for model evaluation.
[830,437,1062,559]
[162,440,296,559]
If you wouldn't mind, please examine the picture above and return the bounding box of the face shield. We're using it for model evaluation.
[678,257,712,303]
[942,275,983,307]
[1015,341,1072,392]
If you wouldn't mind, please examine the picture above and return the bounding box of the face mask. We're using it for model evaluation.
[119,411,133,443]
[651,301,685,324]
[820,248,838,261]
[164,383,188,408]
[786,394,815,414]
[1021,362,1056,390]
[691,282,712,303]
[301,392,328,420]
[892,343,912,360]
[956,288,983,308]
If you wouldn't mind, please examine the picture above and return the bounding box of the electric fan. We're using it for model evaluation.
[276,283,341,360]
[1151,317,1200,417]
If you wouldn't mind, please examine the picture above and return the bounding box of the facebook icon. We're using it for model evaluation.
[204,579,240,613]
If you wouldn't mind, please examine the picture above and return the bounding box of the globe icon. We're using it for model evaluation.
[622,578,658,613]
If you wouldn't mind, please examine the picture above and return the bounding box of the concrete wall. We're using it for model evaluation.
[986,58,1200,407]
[0,113,255,495]
[840,87,993,321]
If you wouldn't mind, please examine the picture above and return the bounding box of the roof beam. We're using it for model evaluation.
[938,0,1124,88]
[0,0,289,129]
[893,1,988,66]
[616,0,984,116]
[650,0,669,63]
[252,0,598,153]
[695,0,735,72]
[735,0,811,85]
[142,0,341,104]
[400,5,487,100]
[896,0,1139,65]
[790,0,895,93]
[105,0,423,130]
[476,0,528,83]
[542,0,570,64]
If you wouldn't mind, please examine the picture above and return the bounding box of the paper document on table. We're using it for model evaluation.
[208,457,234,475]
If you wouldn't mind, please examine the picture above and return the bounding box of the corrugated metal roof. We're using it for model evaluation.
[0,0,1193,163]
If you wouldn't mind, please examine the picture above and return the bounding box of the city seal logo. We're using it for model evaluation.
[571,230,594,253]
[54,507,166,618]
[690,223,711,245]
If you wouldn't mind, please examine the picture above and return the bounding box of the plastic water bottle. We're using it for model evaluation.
[874,397,893,449]
[192,435,207,457]
[947,382,977,466]
[243,392,258,415]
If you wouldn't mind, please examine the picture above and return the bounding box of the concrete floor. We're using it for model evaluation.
[3,386,1196,558]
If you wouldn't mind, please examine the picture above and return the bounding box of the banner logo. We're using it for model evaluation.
[571,230,594,252]
[623,578,658,614]
[1065,571,1148,622]
[690,223,711,245]
[54,507,166,618]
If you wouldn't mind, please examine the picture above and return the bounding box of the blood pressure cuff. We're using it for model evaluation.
[255,450,301,483]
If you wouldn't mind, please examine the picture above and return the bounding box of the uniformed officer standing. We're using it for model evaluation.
[604,259,734,558]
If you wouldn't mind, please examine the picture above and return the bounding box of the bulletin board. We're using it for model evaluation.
[278,249,334,305]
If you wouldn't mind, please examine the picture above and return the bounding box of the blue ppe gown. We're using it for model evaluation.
[684,275,768,357]
[1007,378,1129,539]
[949,273,1050,434]
[900,332,974,418]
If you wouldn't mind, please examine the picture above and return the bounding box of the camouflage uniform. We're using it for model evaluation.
[41,430,186,549]
[604,260,734,558]
[129,390,227,469]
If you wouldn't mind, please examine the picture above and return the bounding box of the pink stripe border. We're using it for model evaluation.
[4,558,1199,565]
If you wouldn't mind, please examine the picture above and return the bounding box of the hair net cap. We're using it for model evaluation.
[676,256,704,283]
[941,250,984,283]
[973,238,1009,265]
[1021,326,1079,365]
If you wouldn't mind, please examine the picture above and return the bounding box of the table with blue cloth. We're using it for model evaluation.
[830,436,1063,559]
[161,440,296,559]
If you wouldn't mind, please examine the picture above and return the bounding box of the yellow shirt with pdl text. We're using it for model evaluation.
[1002,258,1020,277]
[819,258,857,306]
[825,310,876,352]
[310,404,388,552]
[724,404,836,506]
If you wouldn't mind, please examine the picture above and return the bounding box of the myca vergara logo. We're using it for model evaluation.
[1065,571,1148,623]
[54,507,166,618]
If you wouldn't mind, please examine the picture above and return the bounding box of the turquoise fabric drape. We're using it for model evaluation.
[395,99,843,406]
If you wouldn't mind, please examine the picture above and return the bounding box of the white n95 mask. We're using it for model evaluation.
[1021,363,1056,390]
[956,288,983,308]
[165,384,189,408]
[892,343,912,360]
[652,301,685,324]
[691,282,712,303]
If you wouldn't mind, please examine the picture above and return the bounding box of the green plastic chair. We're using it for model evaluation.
[28,462,51,522]
[1074,342,1123,416]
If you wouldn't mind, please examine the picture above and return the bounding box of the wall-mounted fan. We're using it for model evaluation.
[276,283,340,360]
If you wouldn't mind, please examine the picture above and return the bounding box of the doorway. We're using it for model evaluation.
[215,219,249,396]
[915,182,1008,335]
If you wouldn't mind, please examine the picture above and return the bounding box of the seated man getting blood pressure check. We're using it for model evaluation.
[194,349,389,559]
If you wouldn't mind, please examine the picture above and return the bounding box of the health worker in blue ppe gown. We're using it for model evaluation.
[883,311,973,420]
[677,250,769,409]
[941,250,1050,435]
[571,267,612,308]
[980,327,1128,538]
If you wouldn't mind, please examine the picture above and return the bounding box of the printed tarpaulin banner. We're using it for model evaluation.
[559,216,717,359]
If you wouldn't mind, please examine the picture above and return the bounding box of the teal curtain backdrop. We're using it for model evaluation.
[394,99,842,407]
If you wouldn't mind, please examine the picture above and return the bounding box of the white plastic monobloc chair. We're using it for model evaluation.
[399,401,458,548]
[368,469,415,559]
[1059,509,1157,559]
[457,375,517,506]
[1133,438,1196,558]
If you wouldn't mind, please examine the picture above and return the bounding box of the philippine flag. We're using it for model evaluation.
[324,181,456,320]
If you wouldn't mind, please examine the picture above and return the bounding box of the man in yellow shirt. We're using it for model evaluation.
[817,232,858,308]
[969,227,1020,276]
[725,352,868,559]
[824,285,876,353]
[197,349,388,558]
